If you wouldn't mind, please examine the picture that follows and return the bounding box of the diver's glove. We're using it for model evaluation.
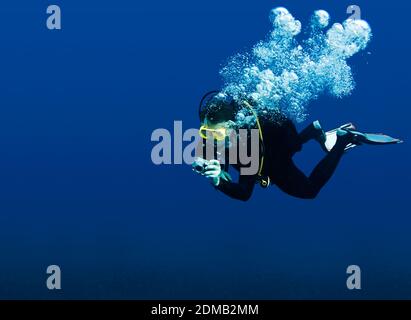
[192,158,231,187]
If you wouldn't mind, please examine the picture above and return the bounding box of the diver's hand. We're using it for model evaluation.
[203,159,222,186]
[192,158,224,186]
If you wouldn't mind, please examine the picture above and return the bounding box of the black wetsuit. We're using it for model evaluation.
[216,117,347,201]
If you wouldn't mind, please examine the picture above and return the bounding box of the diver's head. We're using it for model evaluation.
[199,93,238,141]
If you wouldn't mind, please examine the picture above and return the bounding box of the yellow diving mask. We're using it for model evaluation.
[198,125,227,141]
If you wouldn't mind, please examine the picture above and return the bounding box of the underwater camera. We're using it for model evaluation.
[192,158,210,174]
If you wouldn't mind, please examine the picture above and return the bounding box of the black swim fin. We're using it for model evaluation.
[322,123,403,152]
[342,130,403,146]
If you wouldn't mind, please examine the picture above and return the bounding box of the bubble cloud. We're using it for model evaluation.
[219,7,372,125]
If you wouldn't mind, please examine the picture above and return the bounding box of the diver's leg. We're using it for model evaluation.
[306,134,349,196]
[299,120,326,145]
[274,160,318,199]
[275,132,350,199]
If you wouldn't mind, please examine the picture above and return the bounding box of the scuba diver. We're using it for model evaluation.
[192,91,402,201]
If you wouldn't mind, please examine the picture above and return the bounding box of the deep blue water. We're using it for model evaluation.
[0,0,410,299]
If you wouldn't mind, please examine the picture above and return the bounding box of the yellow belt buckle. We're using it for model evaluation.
[259,176,270,188]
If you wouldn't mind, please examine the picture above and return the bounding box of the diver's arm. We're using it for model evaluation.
[215,173,256,201]
[192,158,256,201]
